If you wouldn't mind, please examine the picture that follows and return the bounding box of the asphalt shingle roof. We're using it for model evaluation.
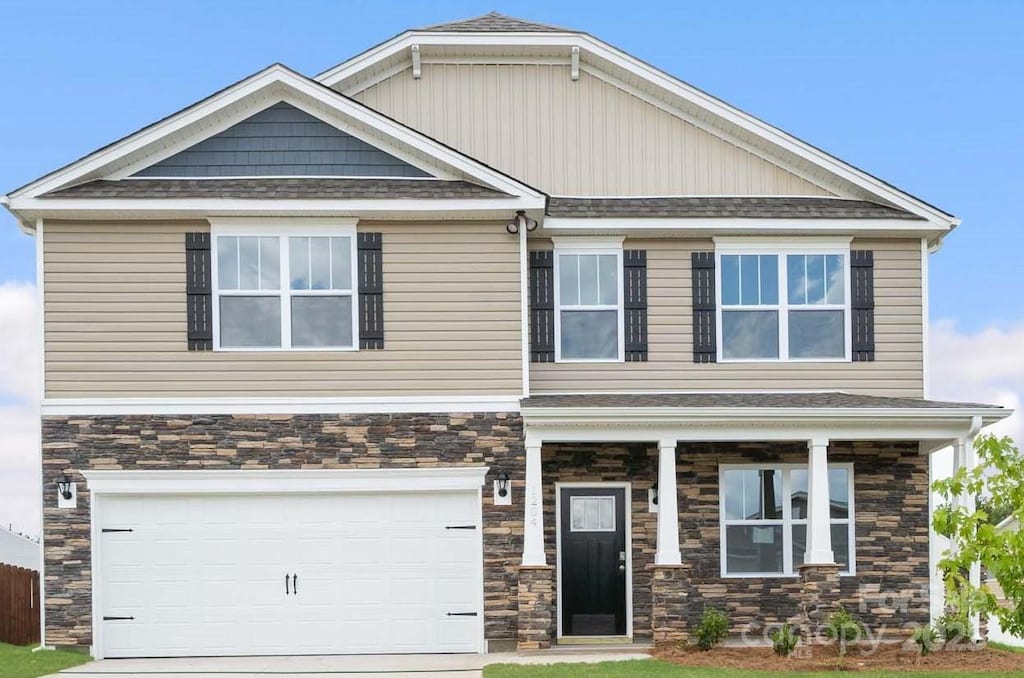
[520,392,1001,410]
[545,197,924,220]
[419,12,574,33]
[42,178,511,200]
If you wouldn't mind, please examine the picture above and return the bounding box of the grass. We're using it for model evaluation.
[0,643,90,678]
[483,659,1024,677]
[988,641,1024,654]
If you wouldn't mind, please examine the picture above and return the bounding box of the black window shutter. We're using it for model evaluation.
[691,251,717,363]
[851,250,875,361]
[358,232,384,350]
[623,250,648,361]
[529,250,554,362]
[185,233,212,351]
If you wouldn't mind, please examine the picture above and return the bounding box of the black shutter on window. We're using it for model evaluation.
[529,250,555,363]
[851,250,875,362]
[185,233,212,351]
[691,251,717,363]
[357,233,384,350]
[623,250,648,361]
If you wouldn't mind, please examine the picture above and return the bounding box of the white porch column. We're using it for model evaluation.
[522,439,546,566]
[962,436,983,641]
[655,439,682,566]
[804,437,835,565]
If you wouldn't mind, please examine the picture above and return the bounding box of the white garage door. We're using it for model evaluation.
[97,490,482,658]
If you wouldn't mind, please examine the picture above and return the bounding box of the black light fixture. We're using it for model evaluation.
[505,210,539,234]
[56,475,74,501]
[496,471,511,498]
[651,482,659,506]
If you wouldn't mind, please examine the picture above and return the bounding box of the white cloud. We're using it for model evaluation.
[0,283,39,538]
[930,319,1024,444]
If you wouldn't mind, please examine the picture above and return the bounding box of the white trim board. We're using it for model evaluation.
[41,395,523,416]
[82,467,490,495]
[318,31,957,231]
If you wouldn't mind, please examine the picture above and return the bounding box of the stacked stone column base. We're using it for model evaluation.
[517,565,555,650]
[651,564,690,646]
[796,563,842,642]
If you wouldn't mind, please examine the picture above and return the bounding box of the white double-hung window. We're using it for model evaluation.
[213,222,359,351]
[720,464,854,577]
[553,242,624,362]
[717,239,851,361]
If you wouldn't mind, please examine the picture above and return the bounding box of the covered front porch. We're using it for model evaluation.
[514,393,1009,650]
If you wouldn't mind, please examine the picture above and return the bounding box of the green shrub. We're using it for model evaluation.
[771,624,799,657]
[823,606,864,655]
[694,607,730,651]
[936,611,974,644]
[912,624,939,656]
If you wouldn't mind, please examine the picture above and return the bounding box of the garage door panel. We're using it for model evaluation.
[99,487,482,658]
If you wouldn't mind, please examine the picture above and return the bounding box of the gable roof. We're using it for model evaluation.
[3,63,545,230]
[545,197,923,220]
[317,15,958,234]
[418,11,574,33]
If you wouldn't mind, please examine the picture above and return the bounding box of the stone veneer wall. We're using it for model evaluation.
[542,441,930,641]
[41,413,524,649]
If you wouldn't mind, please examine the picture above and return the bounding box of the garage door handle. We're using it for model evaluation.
[445,525,476,530]
[446,612,478,616]
[285,574,290,595]
[103,616,135,621]
[292,573,298,595]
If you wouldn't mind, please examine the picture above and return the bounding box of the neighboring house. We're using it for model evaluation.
[1,12,1011,659]
[987,516,1022,647]
[0,526,40,571]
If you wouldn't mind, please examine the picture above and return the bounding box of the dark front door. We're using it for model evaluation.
[559,486,627,636]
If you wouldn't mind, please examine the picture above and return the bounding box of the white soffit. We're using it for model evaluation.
[319,31,957,230]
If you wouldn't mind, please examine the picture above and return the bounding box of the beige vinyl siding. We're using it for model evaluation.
[44,220,523,398]
[531,238,923,397]
[354,64,833,198]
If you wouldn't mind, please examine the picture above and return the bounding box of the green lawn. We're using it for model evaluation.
[0,643,90,678]
[989,641,1024,654]
[483,659,1024,678]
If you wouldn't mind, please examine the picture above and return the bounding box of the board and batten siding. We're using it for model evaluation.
[530,238,923,397]
[43,220,522,398]
[353,64,834,198]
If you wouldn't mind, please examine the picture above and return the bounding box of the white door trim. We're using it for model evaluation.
[82,467,490,495]
[87,467,488,659]
[554,481,633,640]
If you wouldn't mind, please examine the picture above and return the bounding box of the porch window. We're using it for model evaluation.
[720,464,854,576]
[554,248,624,361]
[213,226,359,350]
[718,247,850,361]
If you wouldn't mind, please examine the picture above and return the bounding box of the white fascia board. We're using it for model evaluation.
[82,466,490,495]
[521,406,1012,435]
[542,217,944,238]
[10,64,543,203]
[319,32,956,228]
[9,196,545,220]
[41,395,522,416]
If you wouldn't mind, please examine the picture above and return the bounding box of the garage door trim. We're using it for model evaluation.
[84,467,488,659]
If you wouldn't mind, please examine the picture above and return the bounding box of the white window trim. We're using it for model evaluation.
[569,495,617,532]
[211,221,360,352]
[715,240,852,363]
[718,462,855,578]
[552,245,625,363]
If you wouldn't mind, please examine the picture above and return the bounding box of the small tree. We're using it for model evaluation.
[933,434,1024,638]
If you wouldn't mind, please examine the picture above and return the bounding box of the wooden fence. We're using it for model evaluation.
[0,564,40,645]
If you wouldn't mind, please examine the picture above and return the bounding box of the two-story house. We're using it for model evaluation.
[3,12,1010,659]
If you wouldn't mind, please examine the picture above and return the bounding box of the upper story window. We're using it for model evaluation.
[554,243,624,362]
[213,224,359,351]
[717,241,851,362]
[720,464,854,577]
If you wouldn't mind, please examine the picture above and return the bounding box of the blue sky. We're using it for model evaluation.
[2,1,1022,329]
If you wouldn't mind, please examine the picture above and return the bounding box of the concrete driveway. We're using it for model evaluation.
[46,650,652,677]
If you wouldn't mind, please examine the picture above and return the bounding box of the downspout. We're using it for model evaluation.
[32,216,52,651]
[519,213,530,399]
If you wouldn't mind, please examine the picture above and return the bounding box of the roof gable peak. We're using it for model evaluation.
[417,11,575,33]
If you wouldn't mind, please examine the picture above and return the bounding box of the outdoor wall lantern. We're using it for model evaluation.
[56,474,77,509]
[494,470,512,506]
[649,482,659,513]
